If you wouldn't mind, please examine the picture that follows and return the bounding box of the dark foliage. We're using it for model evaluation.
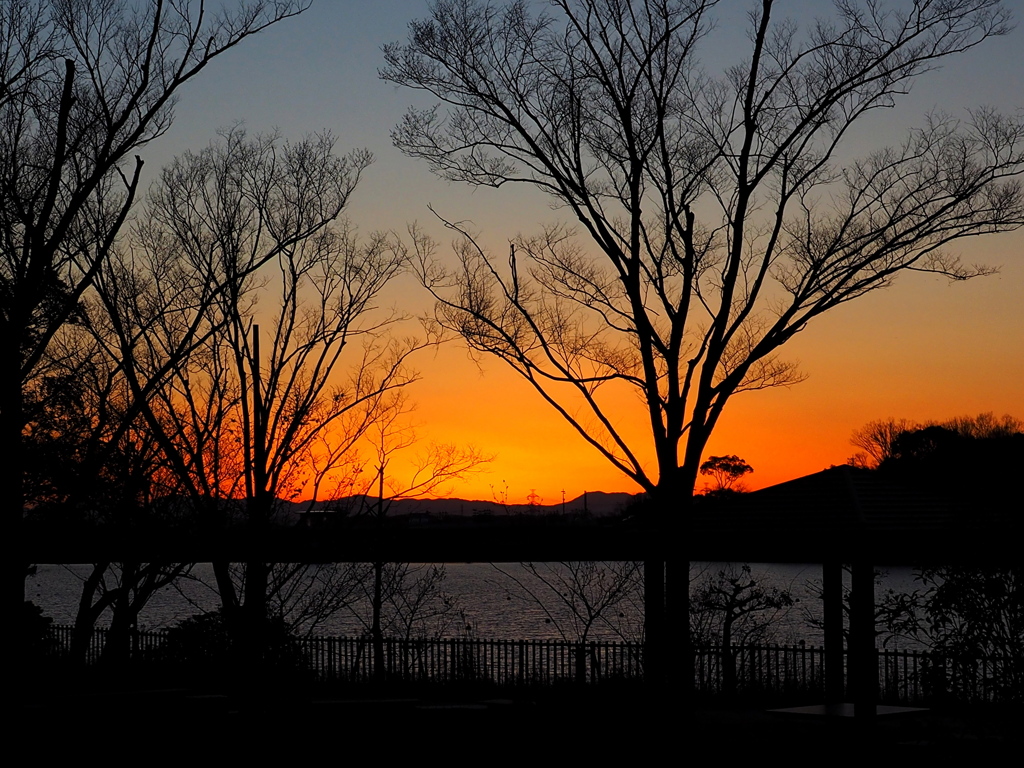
[879,419,1024,514]
[21,599,54,658]
[162,610,312,684]
[869,416,1023,702]
[880,567,1023,703]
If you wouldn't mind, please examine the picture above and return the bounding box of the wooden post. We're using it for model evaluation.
[851,560,877,720]
[823,559,844,703]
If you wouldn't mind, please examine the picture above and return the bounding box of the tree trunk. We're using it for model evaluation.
[672,489,694,696]
[652,474,695,695]
[851,560,877,720]
[104,566,139,667]
[71,563,111,665]
[823,559,845,703]
[371,465,386,681]
[644,559,665,686]
[1,361,26,653]
[212,560,238,616]
[242,557,269,674]
[721,611,736,697]
[371,560,385,681]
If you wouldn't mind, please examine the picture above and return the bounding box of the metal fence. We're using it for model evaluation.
[878,647,1020,704]
[297,636,643,685]
[42,626,1016,702]
[694,643,827,698]
[695,643,1018,704]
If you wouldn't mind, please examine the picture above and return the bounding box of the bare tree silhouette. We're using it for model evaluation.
[492,561,643,644]
[1,0,310,632]
[347,397,490,679]
[384,0,1024,677]
[92,127,422,659]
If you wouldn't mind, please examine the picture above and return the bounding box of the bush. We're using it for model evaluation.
[22,600,55,659]
[163,611,312,684]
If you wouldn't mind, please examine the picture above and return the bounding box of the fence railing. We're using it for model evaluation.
[42,626,1016,703]
[297,636,644,685]
[694,643,827,698]
[694,644,1019,704]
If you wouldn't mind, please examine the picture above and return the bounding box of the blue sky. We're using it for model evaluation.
[130,0,1024,500]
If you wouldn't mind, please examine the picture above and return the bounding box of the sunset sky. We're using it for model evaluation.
[135,0,1023,503]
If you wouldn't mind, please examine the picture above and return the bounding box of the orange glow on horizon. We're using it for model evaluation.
[295,227,1024,507]
[180,4,1021,509]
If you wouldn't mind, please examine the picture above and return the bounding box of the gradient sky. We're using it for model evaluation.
[134,0,1024,503]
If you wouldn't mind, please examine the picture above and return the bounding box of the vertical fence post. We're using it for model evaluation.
[40,628,1005,704]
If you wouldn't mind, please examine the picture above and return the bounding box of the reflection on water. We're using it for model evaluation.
[27,562,922,645]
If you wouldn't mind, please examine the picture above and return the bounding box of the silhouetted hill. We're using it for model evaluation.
[285,490,637,524]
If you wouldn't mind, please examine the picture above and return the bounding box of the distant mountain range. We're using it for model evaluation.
[285,491,638,522]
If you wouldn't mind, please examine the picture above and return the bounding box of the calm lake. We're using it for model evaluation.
[28,562,923,646]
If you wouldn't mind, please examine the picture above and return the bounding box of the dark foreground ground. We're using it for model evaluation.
[14,677,1022,760]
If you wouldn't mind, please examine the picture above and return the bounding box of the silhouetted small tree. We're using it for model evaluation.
[691,563,795,696]
[699,455,754,495]
[345,407,489,679]
[492,561,644,683]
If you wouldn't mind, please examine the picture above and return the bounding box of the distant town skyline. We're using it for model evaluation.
[133,0,1023,503]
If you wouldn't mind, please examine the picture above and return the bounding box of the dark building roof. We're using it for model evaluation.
[689,465,1018,564]
[24,465,1017,565]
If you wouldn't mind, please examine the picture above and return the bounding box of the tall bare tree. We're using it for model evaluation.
[1,0,310,628]
[101,127,425,652]
[382,0,1024,676]
[345,394,490,678]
